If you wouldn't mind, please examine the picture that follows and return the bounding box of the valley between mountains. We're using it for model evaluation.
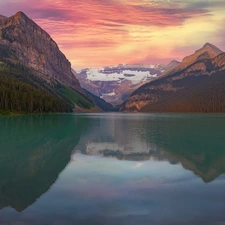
[1,11,225,113]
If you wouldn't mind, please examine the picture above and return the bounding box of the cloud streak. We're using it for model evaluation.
[0,0,224,68]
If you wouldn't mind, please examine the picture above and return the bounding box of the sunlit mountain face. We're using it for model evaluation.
[0,0,224,69]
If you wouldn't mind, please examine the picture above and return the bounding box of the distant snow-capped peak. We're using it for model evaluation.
[85,68,158,84]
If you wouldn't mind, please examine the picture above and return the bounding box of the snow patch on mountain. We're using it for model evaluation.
[86,68,157,84]
[103,92,116,96]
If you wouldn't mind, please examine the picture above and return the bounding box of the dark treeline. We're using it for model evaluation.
[0,47,95,113]
[0,72,71,113]
[141,71,225,112]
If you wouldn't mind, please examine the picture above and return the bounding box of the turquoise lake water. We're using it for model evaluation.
[0,113,225,225]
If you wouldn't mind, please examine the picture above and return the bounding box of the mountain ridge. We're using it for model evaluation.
[158,43,223,79]
[120,43,225,112]
[75,62,178,106]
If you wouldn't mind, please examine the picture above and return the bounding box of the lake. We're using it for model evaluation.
[0,113,225,225]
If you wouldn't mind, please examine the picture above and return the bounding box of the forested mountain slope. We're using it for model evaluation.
[0,12,99,113]
[121,44,225,112]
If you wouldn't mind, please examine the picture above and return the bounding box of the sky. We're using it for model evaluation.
[0,0,225,69]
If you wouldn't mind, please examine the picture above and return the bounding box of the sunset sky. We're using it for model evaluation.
[0,0,225,69]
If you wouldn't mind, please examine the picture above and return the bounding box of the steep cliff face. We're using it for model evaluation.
[121,44,225,112]
[0,11,81,92]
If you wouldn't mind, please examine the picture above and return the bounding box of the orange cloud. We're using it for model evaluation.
[0,0,224,68]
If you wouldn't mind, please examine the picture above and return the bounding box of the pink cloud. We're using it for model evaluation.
[0,0,223,68]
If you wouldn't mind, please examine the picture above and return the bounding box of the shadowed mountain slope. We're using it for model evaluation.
[121,44,225,112]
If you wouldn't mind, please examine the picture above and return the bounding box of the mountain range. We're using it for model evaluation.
[76,62,179,106]
[121,43,225,112]
[1,11,225,113]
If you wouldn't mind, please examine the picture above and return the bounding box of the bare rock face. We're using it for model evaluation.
[0,11,81,92]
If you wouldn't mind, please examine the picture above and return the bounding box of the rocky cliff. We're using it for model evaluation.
[121,43,225,112]
[0,11,81,92]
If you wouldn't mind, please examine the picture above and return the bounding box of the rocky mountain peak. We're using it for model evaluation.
[13,11,27,20]
[165,60,180,70]
[158,43,223,79]
[0,11,82,92]
[1,11,30,28]
[196,42,223,55]
[203,42,222,51]
[183,43,222,64]
[170,59,180,63]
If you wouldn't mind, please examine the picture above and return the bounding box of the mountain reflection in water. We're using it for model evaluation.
[0,114,87,211]
[74,113,225,183]
[0,113,225,225]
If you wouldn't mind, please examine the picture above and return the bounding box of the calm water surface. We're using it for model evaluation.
[0,113,225,225]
